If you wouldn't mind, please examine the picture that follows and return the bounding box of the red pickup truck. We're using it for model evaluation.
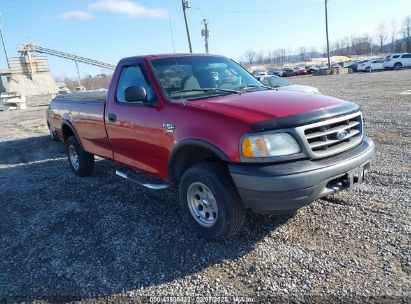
[46,54,374,240]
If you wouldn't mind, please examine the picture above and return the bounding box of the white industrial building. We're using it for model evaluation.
[0,44,115,109]
[0,54,59,106]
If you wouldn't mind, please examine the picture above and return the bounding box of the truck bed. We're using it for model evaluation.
[52,90,107,104]
[48,89,112,159]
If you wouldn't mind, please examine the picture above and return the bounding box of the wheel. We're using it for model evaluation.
[66,136,94,177]
[365,67,371,73]
[394,63,402,70]
[179,162,246,241]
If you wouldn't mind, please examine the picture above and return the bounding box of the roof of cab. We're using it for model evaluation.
[119,53,224,63]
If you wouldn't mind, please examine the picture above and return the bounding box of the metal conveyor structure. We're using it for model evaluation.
[17,43,116,85]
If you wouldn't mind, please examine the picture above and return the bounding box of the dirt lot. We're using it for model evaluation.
[0,70,410,303]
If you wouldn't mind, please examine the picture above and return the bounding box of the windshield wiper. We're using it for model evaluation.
[171,88,239,95]
[235,84,274,92]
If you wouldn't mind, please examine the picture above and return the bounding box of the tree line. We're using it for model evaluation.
[244,15,411,65]
[56,73,112,91]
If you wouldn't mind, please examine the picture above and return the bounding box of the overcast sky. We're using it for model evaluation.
[1,0,410,78]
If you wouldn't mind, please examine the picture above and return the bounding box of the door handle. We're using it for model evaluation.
[108,113,116,122]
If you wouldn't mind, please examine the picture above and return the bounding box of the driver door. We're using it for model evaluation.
[105,63,167,177]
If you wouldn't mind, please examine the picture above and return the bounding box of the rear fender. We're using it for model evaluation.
[61,119,84,149]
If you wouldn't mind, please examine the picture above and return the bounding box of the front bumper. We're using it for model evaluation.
[229,136,374,214]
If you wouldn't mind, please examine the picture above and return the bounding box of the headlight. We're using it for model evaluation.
[241,133,301,158]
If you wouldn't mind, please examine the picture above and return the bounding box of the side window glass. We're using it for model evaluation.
[260,78,269,86]
[116,65,154,103]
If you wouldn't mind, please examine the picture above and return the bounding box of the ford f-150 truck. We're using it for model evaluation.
[46,54,374,240]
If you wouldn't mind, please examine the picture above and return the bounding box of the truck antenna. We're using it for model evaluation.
[168,13,184,105]
[168,13,176,54]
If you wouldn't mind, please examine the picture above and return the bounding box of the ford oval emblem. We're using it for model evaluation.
[336,129,349,140]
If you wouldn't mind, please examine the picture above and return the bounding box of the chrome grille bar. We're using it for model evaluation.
[309,129,361,149]
[305,120,360,139]
[296,112,363,159]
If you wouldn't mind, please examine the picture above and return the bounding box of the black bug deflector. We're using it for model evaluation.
[250,102,360,131]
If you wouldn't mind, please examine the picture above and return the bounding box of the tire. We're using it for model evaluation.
[394,63,402,70]
[179,162,246,241]
[365,67,371,73]
[66,136,94,177]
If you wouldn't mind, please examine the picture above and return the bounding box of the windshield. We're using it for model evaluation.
[260,75,290,88]
[150,55,264,100]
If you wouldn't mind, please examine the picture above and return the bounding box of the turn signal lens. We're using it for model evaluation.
[242,137,254,157]
[242,136,268,157]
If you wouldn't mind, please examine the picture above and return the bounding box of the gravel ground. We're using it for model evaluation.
[0,69,410,303]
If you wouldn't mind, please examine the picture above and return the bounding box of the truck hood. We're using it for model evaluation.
[187,90,355,127]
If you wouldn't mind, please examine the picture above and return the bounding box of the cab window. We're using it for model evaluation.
[116,65,154,103]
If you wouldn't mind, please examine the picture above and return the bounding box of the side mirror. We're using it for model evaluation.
[124,85,147,103]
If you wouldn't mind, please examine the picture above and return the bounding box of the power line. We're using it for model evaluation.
[190,2,322,14]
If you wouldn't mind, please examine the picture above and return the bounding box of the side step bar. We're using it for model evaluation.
[115,170,170,190]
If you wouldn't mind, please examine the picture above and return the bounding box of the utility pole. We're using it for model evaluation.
[201,19,210,54]
[182,0,192,53]
[75,60,81,87]
[325,0,331,72]
[0,14,10,69]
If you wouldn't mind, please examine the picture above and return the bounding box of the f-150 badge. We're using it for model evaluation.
[163,123,175,133]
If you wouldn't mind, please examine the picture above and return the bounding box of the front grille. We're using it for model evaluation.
[297,112,363,158]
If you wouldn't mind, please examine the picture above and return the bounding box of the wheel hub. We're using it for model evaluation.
[69,145,79,170]
[187,182,218,227]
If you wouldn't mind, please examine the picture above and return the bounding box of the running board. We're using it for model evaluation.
[115,170,170,190]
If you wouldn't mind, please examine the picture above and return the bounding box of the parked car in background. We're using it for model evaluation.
[308,65,328,75]
[357,59,385,72]
[253,71,269,77]
[345,60,368,72]
[58,87,71,95]
[75,86,86,92]
[294,67,307,76]
[383,53,411,70]
[257,75,319,94]
[269,68,284,77]
[282,67,294,77]
[307,66,319,74]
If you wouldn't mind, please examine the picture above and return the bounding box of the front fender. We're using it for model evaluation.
[167,139,230,183]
